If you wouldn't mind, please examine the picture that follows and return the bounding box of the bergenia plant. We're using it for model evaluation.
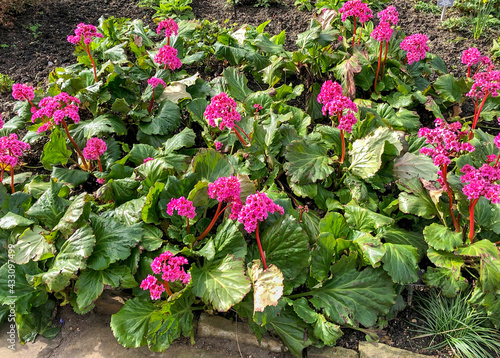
[83,137,107,183]
[167,197,196,233]
[461,47,493,78]
[461,131,500,243]
[467,71,500,137]
[197,176,243,241]
[140,251,191,299]
[0,133,30,193]
[400,33,429,65]
[12,83,37,110]
[237,191,284,270]
[419,118,475,232]
[31,92,89,170]
[157,18,178,46]
[154,45,182,71]
[147,77,167,113]
[204,93,250,146]
[338,0,373,47]
[317,80,358,163]
[67,23,103,83]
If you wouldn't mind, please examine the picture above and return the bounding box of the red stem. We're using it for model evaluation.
[97,157,103,172]
[186,217,190,234]
[163,280,173,296]
[380,40,389,78]
[148,88,155,113]
[234,124,251,142]
[352,17,357,47]
[467,66,471,78]
[356,23,364,45]
[0,168,4,182]
[10,167,14,194]
[374,41,383,93]
[469,198,479,244]
[84,43,98,83]
[255,222,268,270]
[494,153,500,167]
[469,93,489,139]
[232,128,248,146]
[340,129,345,164]
[61,119,89,170]
[473,64,483,77]
[197,202,227,241]
[441,164,460,232]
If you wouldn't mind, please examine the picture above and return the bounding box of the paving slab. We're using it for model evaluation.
[359,342,435,358]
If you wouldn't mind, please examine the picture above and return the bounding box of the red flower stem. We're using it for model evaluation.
[356,23,364,45]
[186,217,190,234]
[467,66,471,78]
[0,168,4,182]
[380,40,389,79]
[196,202,228,241]
[494,153,500,167]
[61,119,89,170]
[352,17,357,47]
[255,222,268,270]
[340,129,345,164]
[84,43,98,83]
[234,124,251,142]
[474,64,482,77]
[163,280,173,296]
[441,164,460,232]
[469,198,479,244]
[10,167,14,194]
[232,128,248,146]
[97,157,103,172]
[167,37,170,47]
[164,64,167,70]
[469,93,489,139]
[374,41,383,93]
[148,88,155,113]
[27,99,37,110]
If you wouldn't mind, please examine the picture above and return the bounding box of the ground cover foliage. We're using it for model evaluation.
[0,1,499,356]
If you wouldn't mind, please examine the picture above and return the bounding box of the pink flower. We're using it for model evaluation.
[154,45,182,71]
[317,80,358,133]
[31,93,81,134]
[67,23,103,45]
[97,178,105,184]
[462,47,481,66]
[378,6,399,26]
[204,93,241,131]
[237,191,284,233]
[207,176,243,219]
[214,141,223,151]
[12,84,35,102]
[0,114,3,130]
[370,20,393,42]
[481,56,492,67]
[143,157,154,163]
[339,0,373,23]
[167,197,196,219]
[467,71,500,100]
[149,251,191,287]
[0,133,30,170]
[147,77,166,89]
[253,104,263,111]
[400,34,429,65]
[157,18,178,37]
[461,164,500,204]
[140,275,165,300]
[83,138,107,161]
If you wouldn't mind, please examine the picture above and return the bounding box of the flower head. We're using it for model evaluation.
[339,0,373,23]
[147,77,167,89]
[31,93,80,134]
[140,275,165,300]
[466,71,500,100]
[237,191,284,233]
[461,164,500,204]
[204,93,241,131]
[214,141,223,151]
[400,34,429,65]
[67,23,103,45]
[157,18,178,37]
[207,176,243,219]
[167,197,196,219]
[0,133,30,169]
[378,6,399,26]
[143,157,154,163]
[154,45,182,71]
[370,20,393,42]
[317,80,358,133]
[97,178,106,184]
[83,138,107,161]
[12,84,35,102]
[0,114,3,130]
[253,104,263,112]
[462,47,481,66]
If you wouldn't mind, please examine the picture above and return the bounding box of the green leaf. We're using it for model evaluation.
[308,263,395,327]
[51,167,90,186]
[249,261,284,313]
[430,56,448,74]
[192,254,251,312]
[222,67,252,101]
[162,127,196,154]
[259,215,310,281]
[71,114,127,144]
[37,224,95,292]
[480,256,500,294]
[141,224,164,251]
[393,153,438,181]
[139,100,180,135]
[434,74,467,103]
[398,178,440,219]
[16,299,60,344]
[344,205,393,232]
[423,223,462,252]
[40,127,72,170]
[427,248,464,273]
[354,233,386,267]
[0,212,34,229]
[13,227,56,264]
[191,148,233,182]
[423,267,468,297]
[377,227,427,259]
[284,134,334,185]
[54,192,91,237]
[382,243,419,284]
[311,233,336,282]
[455,240,499,258]
[111,297,156,348]
[26,180,69,229]
[211,219,247,262]
[129,144,158,166]
[87,216,143,270]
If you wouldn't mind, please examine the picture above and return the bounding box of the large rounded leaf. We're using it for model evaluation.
[111,297,156,348]
[423,223,462,252]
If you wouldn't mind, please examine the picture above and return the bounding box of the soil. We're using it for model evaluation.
[0,0,497,357]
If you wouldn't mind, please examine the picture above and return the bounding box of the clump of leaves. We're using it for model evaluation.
[0,72,13,93]
[413,290,500,358]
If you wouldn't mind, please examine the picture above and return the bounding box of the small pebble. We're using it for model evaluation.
[411,319,417,323]
[48,61,54,66]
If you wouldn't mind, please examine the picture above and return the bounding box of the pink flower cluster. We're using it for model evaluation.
[167,196,196,219]
[83,138,107,160]
[400,34,429,65]
[253,104,263,112]
[208,176,243,220]
[140,275,165,300]
[204,92,242,131]
[147,77,166,89]
[157,18,178,37]
[154,45,182,71]
[0,133,30,169]
[214,141,223,151]
[467,71,500,100]
[31,93,81,133]
[317,80,358,133]
[338,0,373,23]
[12,84,35,102]
[371,21,393,42]
[143,157,154,163]
[67,23,103,45]
[237,191,284,233]
[461,164,500,204]
[462,47,481,67]
[378,5,399,26]
[0,114,3,130]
